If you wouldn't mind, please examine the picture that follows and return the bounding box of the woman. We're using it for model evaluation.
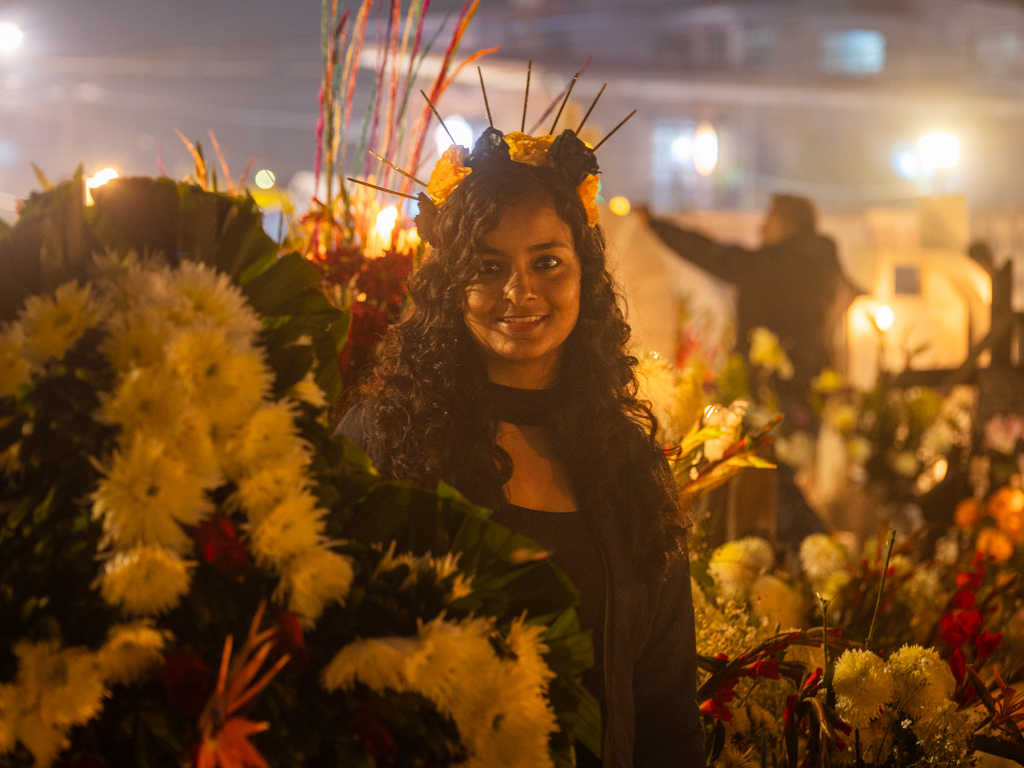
[338,127,705,767]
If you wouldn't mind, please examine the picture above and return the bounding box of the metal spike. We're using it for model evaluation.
[550,72,578,135]
[576,83,607,134]
[521,59,532,132]
[346,177,419,201]
[478,66,493,128]
[420,90,457,146]
[592,109,637,151]
[369,150,428,187]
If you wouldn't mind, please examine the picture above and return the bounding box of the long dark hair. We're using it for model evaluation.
[356,159,685,578]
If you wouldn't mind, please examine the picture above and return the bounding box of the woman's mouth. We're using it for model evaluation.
[498,314,548,327]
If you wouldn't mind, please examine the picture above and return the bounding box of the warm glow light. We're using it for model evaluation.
[918,133,960,171]
[0,23,23,55]
[875,304,895,331]
[254,169,276,189]
[374,206,399,240]
[670,135,693,163]
[693,122,719,176]
[609,196,630,216]
[434,115,474,158]
[86,168,119,189]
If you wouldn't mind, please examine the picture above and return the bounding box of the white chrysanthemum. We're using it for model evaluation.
[98,621,172,686]
[321,635,423,693]
[749,574,806,630]
[12,640,107,730]
[224,403,308,477]
[889,645,956,721]
[167,261,262,353]
[413,617,499,719]
[0,324,30,398]
[232,461,311,523]
[279,548,355,626]
[100,364,189,439]
[833,649,895,728]
[799,534,850,583]
[19,281,104,365]
[288,372,327,409]
[92,436,214,551]
[99,545,193,616]
[247,493,325,569]
[703,400,748,462]
[89,249,169,314]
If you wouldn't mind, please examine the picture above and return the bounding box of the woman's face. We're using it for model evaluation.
[464,194,582,389]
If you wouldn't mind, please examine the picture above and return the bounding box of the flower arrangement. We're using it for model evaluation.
[0,175,599,768]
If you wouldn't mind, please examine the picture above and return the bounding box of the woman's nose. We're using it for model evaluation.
[504,268,536,304]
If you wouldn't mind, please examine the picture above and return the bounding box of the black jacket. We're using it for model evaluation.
[335,403,706,768]
[649,218,845,402]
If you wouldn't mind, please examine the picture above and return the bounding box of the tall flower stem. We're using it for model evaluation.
[865,529,897,652]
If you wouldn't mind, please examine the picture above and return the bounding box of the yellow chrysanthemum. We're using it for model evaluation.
[889,644,956,720]
[171,412,220,484]
[247,492,325,568]
[288,372,327,409]
[321,635,423,693]
[636,352,704,446]
[167,261,263,353]
[232,461,311,523]
[426,144,472,205]
[101,308,174,373]
[279,548,355,625]
[12,640,107,730]
[799,534,850,583]
[832,649,894,728]
[0,324,30,398]
[166,329,270,410]
[98,621,172,686]
[99,545,193,616]
[101,364,189,439]
[10,713,67,768]
[911,699,972,748]
[709,537,774,597]
[20,281,103,365]
[225,403,307,477]
[577,173,600,227]
[503,132,555,167]
[749,574,806,630]
[93,436,214,551]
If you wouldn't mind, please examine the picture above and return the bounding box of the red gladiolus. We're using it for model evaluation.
[953,589,976,611]
[752,658,781,680]
[802,667,824,695]
[784,694,799,728]
[939,610,982,648]
[162,650,213,718]
[699,688,737,724]
[194,517,251,576]
[356,701,399,761]
[949,647,966,685]
[976,630,1004,664]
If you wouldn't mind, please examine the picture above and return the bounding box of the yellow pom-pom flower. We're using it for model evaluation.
[99,545,193,616]
[832,649,894,728]
[889,644,956,720]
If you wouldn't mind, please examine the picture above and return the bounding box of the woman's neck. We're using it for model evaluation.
[483,356,559,390]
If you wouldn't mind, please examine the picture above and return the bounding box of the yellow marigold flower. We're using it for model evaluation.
[889,644,955,720]
[749,574,806,630]
[168,261,263,354]
[426,144,472,206]
[503,132,555,167]
[279,548,355,626]
[0,324,30,398]
[20,281,103,365]
[954,497,982,530]
[101,364,189,439]
[976,526,1015,563]
[577,173,600,227]
[98,621,172,686]
[799,534,850,583]
[832,649,894,728]
[93,436,214,552]
[321,635,423,693]
[232,460,311,523]
[288,372,328,409]
[247,492,325,569]
[99,545,193,616]
[12,639,107,730]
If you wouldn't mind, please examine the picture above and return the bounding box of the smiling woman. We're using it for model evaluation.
[336,129,706,767]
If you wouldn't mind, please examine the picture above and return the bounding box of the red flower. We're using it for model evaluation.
[162,650,213,718]
[271,612,309,671]
[802,667,824,695]
[953,589,976,611]
[939,610,982,648]
[355,701,399,761]
[784,694,799,728]
[699,688,737,724]
[752,658,780,680]
[949,647,966,685]
[976,630,1004,664]
[194,517,251,576]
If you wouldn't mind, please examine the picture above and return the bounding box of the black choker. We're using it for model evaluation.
[488,382,559,426]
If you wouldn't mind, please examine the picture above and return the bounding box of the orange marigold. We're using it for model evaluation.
[504,131,555,167]
[426,145,472,206]
[954,498,982,530]
[989,487,1024,542]
[577,174,600,227]
[976,526,1015,564]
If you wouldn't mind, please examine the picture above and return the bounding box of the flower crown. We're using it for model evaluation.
[348,66,635,247]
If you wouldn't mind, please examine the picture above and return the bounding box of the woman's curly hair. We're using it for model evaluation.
[354,159,686,578]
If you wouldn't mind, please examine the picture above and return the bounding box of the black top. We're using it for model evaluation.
[491,503,605,768]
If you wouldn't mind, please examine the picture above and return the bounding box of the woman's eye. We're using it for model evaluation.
[477,260,504,275]
[535,256,561,270]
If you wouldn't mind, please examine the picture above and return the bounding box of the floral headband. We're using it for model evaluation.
[349,66,636,247]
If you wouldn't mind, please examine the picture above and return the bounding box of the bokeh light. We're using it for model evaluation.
[0,23,23,55]
[609,196,630,216]
[693,122,719,176]
[434,115,474,157]
[670,135,693,163]
[86,167,119,189]
[874,304,895,331]
[255,169,276,189]
[918,132,960,171]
